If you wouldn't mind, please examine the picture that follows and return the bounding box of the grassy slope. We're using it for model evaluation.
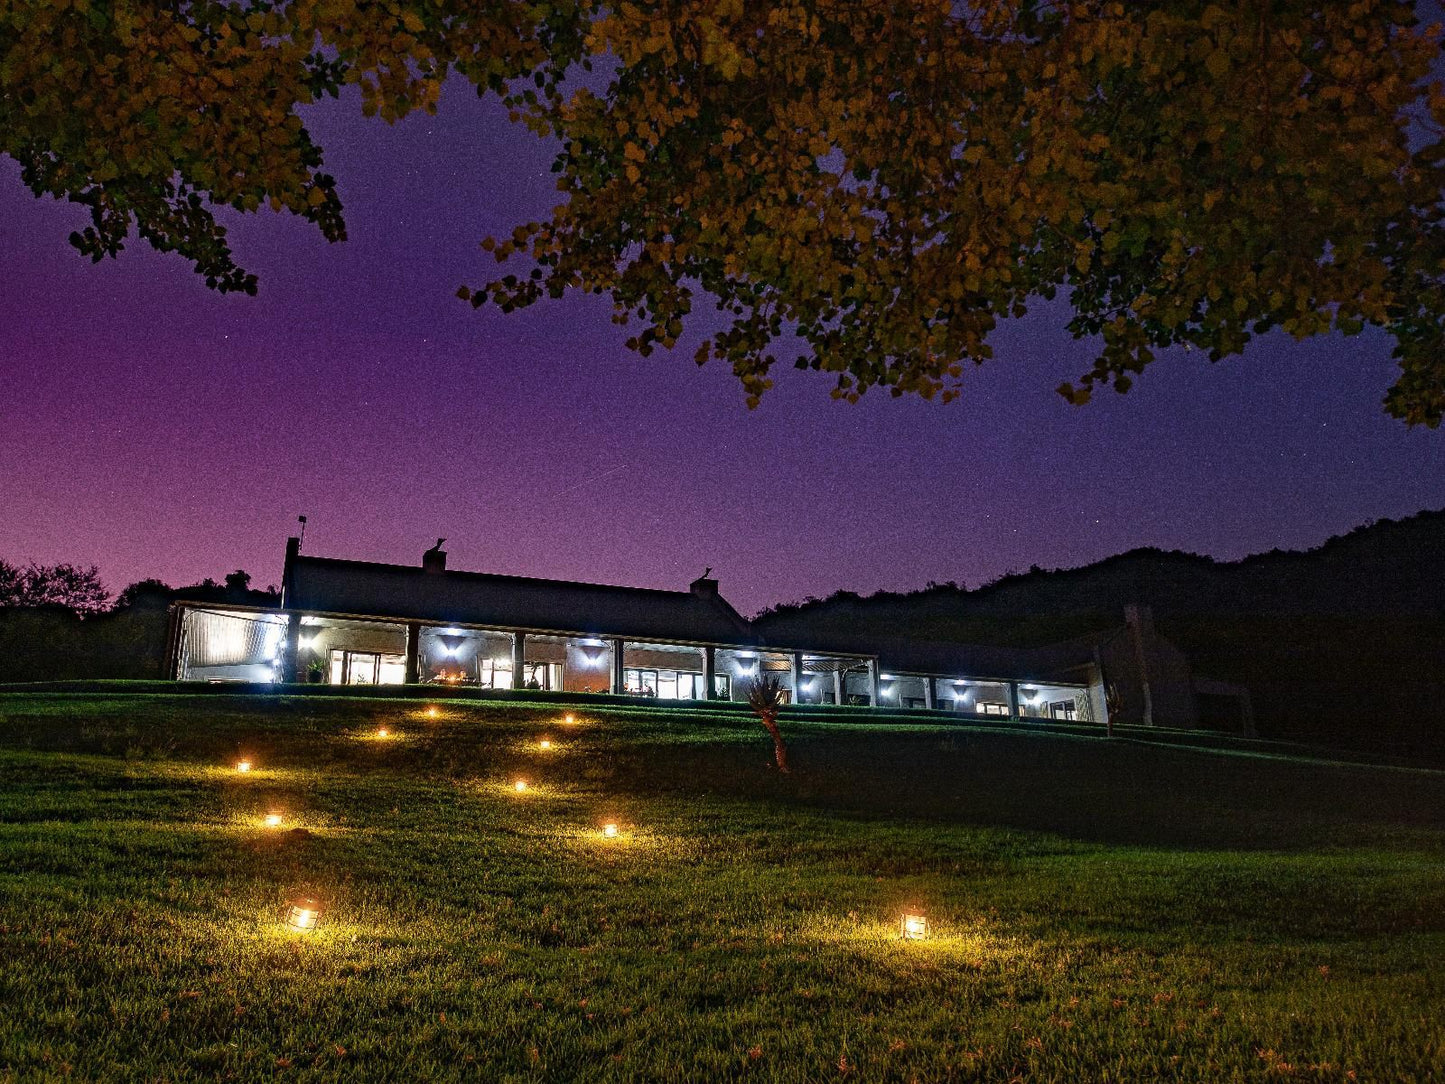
[0,693,1442,1082]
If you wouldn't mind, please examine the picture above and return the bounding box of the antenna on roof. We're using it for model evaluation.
[702,566,713,579]
[297,515,308,549]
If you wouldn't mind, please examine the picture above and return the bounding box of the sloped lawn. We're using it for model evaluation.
[0,692,1441,1081]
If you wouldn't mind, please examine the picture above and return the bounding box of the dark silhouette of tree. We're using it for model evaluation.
[114,579,174,611]
[1,562,112,616]
[224,570,253,594]
[5,2,1444,424]
[0,560,22,609]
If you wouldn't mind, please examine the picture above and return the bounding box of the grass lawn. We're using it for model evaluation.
[0,691,1442,1082]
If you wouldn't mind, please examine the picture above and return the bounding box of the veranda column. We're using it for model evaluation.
[832,669,844,706]
[923,676,935,711]
[703,646,717,700]
[404,622,421,685]
[790,651,804,703]
[867,659,882,707]
[510,632,526,690]
[281,613,301,683]
[1007,681,1020,720]
[610,638,625,694]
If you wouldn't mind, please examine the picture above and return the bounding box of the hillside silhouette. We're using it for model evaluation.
[755,510,1445,756]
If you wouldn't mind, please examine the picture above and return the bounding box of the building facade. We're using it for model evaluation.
[168,538,1107,722]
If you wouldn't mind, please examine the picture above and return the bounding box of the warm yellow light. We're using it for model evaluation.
[235,759,252,773]
[514,780,528,792]
[264,812,283,828]
[377,727,390,738]
[539,739,552,750]
[602,822,619,838]
[563,713,575,725]
[286,896,321,932]
[426,706,439,719]
[901,913,929,940]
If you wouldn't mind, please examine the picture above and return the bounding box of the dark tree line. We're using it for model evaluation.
[0,561,273,618]
[0,560,110,615]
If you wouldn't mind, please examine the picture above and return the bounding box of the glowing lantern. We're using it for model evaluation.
[539,739,553,750]
[286,896,321,932]
[377,727,390,738]
[901,913,929,940]
[235,759,252,773]
[426,706,439,719]
[602,822,619,838]
[514,780,528,792]
[264,812,283,828]
[563,713,575,725]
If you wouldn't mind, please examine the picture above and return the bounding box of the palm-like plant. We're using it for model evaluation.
[746,674,791,774]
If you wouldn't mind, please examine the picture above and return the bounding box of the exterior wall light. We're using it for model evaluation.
[235,759,252,773]
[602,823,619,838]
[539,739,553,750]
[376,727,390,738]
[514,780,528,792]
[901,913,929,940]
[425,706,439,718]
[286,897,321,932]
[264,811,283,828]
[563,713,575,725]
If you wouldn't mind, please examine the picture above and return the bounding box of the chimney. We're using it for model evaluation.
[423,538,448,574]
[281,536,301,608]
[690,568,719,599]
[1124,603,1155,728]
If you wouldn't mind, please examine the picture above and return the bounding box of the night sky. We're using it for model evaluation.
[3,80,1443,616]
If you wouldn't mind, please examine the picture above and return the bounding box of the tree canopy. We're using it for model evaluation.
[4,1,1443,425]
[0,560,111,614]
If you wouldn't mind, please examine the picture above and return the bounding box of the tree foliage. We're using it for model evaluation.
[0,0,587,289]
[0,560,111,615]
[5,1,1445,424]
[114,577,173,610]
[0,560,21,609]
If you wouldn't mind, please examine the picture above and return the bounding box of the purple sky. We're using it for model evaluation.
[3,81,1443,615]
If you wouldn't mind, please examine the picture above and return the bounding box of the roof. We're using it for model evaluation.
[781,632,1097,684]
[283,554,762,647]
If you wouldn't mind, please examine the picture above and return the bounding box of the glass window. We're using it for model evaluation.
[670,672,709,699]
[657,670,679,699]
[1018,684,1088,720]
[522,662,559,690]
[712,674,731,699]
[624,668,658,696]
[479,659,513,689]
[329,650,404,685]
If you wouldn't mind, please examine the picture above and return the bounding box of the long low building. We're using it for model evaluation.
[168,537,1105,722]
